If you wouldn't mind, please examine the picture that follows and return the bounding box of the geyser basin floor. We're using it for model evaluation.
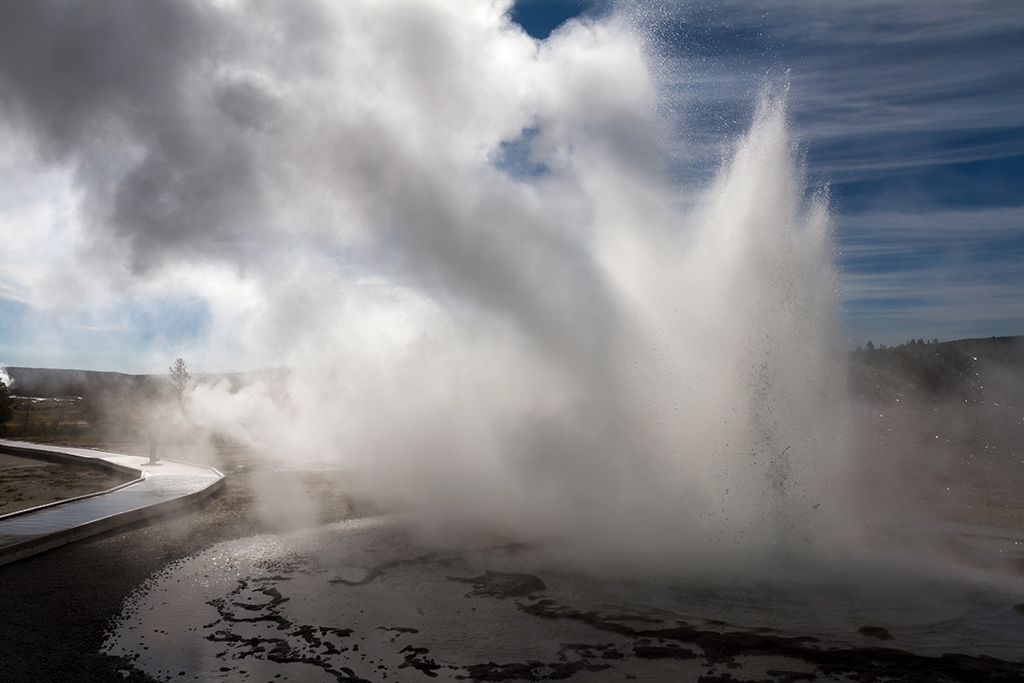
[106,517,1024,683]
[0,439,224,566]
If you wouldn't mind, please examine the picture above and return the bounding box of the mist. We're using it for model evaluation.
[1,0,853,571]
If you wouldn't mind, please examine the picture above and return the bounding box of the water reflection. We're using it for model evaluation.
[105,516,1024,682]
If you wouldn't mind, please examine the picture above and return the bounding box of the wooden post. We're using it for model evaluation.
[51,401,67,441]
[21,401,30,438]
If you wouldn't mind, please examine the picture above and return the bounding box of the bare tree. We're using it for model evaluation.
[168,358,193,402]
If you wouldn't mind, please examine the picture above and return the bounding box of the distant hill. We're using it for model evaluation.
[4,367,164,400]
[849,335,1024,406]
[4,337,1021,411]
[1,365,290,443]
[3,366,289,400]
[945,335,1024,365]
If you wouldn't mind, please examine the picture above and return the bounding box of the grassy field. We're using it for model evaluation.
[3,396,92,442]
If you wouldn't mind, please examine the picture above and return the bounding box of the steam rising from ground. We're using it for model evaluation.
[1,1,848,569]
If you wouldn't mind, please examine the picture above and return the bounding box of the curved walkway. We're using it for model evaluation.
[0,439,224,566]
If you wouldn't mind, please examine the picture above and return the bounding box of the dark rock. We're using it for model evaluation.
[857,625,893,640]
[633,645,697,659]
[448,571,547,599]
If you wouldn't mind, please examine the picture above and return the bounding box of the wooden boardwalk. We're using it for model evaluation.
[0,439,224,566]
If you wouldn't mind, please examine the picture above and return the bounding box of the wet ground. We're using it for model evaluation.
[0,451,359,683]
[104,517,1024,682]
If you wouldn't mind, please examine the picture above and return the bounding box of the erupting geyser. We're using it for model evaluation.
[0,0,848,566]
[172,5,848,572]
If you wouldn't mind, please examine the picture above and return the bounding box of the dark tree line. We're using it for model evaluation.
[0,380,12,434]
[0,362,290,444]
[850,335,1024,404]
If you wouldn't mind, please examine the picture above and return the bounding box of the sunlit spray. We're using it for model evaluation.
[171,4,852,574]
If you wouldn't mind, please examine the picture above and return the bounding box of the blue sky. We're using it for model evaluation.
[629,1,1024,347]
[0,0,1021,372]
[515,0,1024,347]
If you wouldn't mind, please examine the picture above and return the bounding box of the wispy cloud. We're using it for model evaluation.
[839,207,1024,343]
[648,1,1024,165]
[629,0,1024,343]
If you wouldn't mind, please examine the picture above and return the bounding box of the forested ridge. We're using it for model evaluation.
[849,335,1024,406]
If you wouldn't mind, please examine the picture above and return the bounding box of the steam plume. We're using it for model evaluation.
[0,0,848,568]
